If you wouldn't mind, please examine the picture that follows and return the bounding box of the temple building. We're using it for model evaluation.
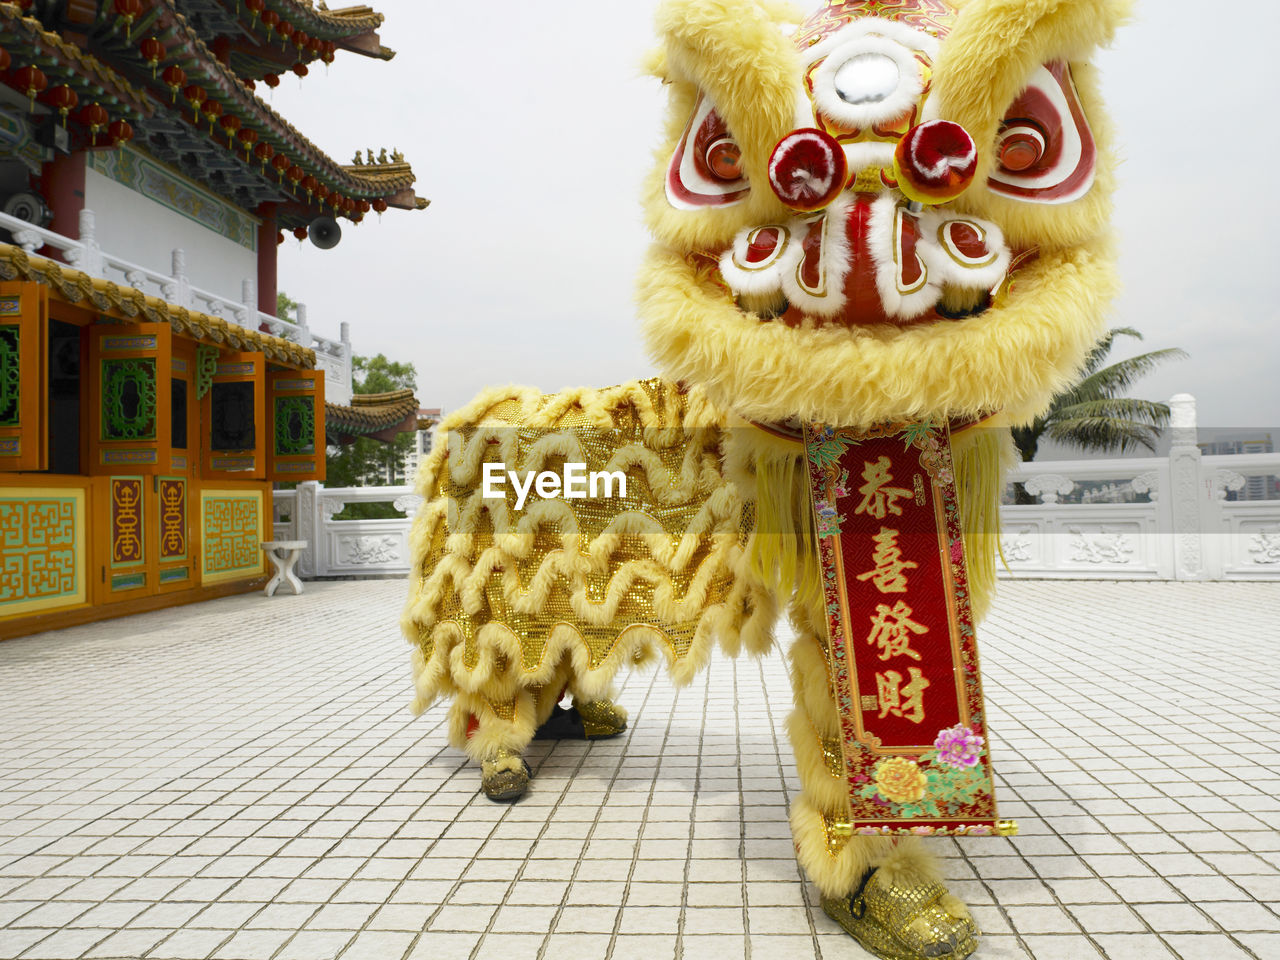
[0,0,426,638]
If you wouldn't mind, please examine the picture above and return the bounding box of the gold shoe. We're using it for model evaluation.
[574,699,628,739]
[480,749,530,802]
[821,868,979,960]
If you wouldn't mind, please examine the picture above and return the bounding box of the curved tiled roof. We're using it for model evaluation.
[326,388,421,443]
[0,4,154,123]
[0,243,316,368]
[0,3,427,227]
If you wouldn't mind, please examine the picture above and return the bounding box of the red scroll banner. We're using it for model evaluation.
[802,421,1014,837]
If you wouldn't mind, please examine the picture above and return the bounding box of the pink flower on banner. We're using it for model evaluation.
[934,724,984,769]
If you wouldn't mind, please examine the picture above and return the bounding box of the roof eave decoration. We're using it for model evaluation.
[234,1,393,71]
[0,2,427,231]
[0,241,317,368]
[92,3,425,228]
[0,5,155,133]
[325,388,421,444]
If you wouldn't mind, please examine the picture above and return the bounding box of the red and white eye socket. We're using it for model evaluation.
[665,94,749,210]
[988,62,1096,204]
[998,123,1047,173]
[705,136,743,181]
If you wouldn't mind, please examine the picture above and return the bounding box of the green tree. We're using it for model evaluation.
[325,354,420,519]
[277,290,298,319]
[1011,327,1187,462]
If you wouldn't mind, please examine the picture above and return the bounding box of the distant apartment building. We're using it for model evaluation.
[1199,433,1277,501]
[402,408,442,486]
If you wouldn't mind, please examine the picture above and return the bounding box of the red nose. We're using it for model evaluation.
[768,128,848,211]
[893,119,977,205]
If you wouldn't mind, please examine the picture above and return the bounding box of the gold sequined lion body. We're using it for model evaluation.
[402,379,774,777]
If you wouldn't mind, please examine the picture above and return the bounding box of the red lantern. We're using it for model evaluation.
[108,118,133,148]
[263,73,280,89]
[292,225,308,241]
[245,0,264,24]
[322,41,335,64]
[306,37,321,57]
[357,199,370,214]
[78,101,109,133]
[314,183,329,203]
[162,64,186,102]
[277,21,294,50]
[45,85,78,128]
[237,127,258,159]
[261,10,279,34]
[183,83,205,123]
[286,164,303,186]
[113,0,144,30]
[271,153,289,181]
[300,174,318,201]
[276,229,285,246]
[202,98,222,134]
[78,101,109,146]
[241,76,255,90]
[254,140,274,171]
[13,65,47,110]
[0,50,11,74]
[371,197,388,215]
[139,36,164,76]
[341,197,355,215]
[293,30,309,56]
[291,62,308,78]
[219,113,240,146]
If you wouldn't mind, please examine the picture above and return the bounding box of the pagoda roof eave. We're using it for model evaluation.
[176,1,394,81]
[73,4,425,227]
[0,242,317,369]
[325,388,421,444]
[0,5,155,124]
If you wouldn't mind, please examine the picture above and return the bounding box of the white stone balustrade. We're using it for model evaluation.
[276,483,419,578]
[275,396,1279,582]
[0,207,353,403]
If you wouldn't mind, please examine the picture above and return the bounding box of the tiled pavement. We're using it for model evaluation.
[0,579,1277,960]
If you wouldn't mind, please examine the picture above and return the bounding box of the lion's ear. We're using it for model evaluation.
[934,0,1130,151]
[932,0,1132,249]
[642,0,805,252]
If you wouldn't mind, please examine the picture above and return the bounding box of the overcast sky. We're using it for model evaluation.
[274,0,1279,430]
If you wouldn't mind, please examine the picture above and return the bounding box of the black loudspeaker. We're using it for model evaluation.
[2,192,53,227]
[308,217,341,249]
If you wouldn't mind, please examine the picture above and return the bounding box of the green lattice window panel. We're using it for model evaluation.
[274,395,315,456]
[0,326,19,427]
[101,357,158,441]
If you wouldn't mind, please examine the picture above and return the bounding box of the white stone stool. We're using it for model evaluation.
[262,540,307,596]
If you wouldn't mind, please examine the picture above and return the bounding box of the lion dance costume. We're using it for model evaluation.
[404,1,1126,957]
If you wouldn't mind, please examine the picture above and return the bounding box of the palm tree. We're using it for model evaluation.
[1011,327,1188,462]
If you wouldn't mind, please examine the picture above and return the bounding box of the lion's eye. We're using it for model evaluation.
[998,123,1047,172]
[705,136,743,181]
[834,53,901,105]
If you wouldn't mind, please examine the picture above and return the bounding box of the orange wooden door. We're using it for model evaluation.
[93,474,155,603]
[267,367,326,483]
[0,281,48,472]
[86,322,172,476]
[202,352,266,480]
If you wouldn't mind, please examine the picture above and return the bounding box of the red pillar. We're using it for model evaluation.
[257,201,278,319]
[40,151,86,243]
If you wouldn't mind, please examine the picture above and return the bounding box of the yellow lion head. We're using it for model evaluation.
[638,0,1130,430]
